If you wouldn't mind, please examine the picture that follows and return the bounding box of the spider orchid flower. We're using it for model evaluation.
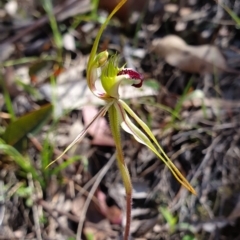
[47,0,196,239]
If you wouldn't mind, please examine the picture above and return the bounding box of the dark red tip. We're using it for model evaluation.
[117,68,143,88]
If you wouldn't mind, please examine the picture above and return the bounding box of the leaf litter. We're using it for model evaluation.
[151,34,240,74]
[1,0,240,239]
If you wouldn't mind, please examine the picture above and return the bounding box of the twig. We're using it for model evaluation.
[171,135,221,211]
[0,181,5,226]
[43,205,75,237]
[0,0,91,45]
[39,199,79,222]
[76,153,116,240]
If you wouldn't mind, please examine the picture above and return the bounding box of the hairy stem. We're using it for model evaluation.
[108,104,132,240]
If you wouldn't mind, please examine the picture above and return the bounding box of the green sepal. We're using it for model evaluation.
[101,55,124,99]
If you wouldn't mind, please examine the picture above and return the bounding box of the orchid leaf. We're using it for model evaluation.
[2,104,52,146]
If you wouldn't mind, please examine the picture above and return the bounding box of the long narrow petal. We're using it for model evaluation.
[116,101,196,195]
[87,0,127,72]
[86,0,127,99]
[46,102,113,168]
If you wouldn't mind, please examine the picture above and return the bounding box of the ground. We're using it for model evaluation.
[1,0,240,239]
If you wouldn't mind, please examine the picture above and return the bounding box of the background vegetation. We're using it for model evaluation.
[1,0,240,239]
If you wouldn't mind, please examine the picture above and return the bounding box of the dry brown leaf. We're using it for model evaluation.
[151,35,228,74]
[71,195,86,219]
[96,190,122,225]
[82,105,115,147]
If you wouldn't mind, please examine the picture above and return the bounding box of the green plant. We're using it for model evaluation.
[182,234,197,240]
[217,1,240,28]
[0,101,82,188]
[71,0,101,30]
[42,0,62,49]
[160,207,198,239]
[0,77,16,121]
[42,0,62,61]
[15,184,34,207]
[0,139,44,185]
[48,0,196,239]
[0,137,81,188]
[160,207,178,232]
[170,78,193,124]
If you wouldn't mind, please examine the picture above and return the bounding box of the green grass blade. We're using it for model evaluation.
[42,0,62,50]
[52,156,81,175]
[221,4,240,27]
[0,77,16,121]
[0,139,43,186]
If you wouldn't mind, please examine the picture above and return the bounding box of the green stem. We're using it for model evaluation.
[108,104,132,240]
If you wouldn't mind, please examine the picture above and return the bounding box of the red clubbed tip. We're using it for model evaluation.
[117,68,144,88]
